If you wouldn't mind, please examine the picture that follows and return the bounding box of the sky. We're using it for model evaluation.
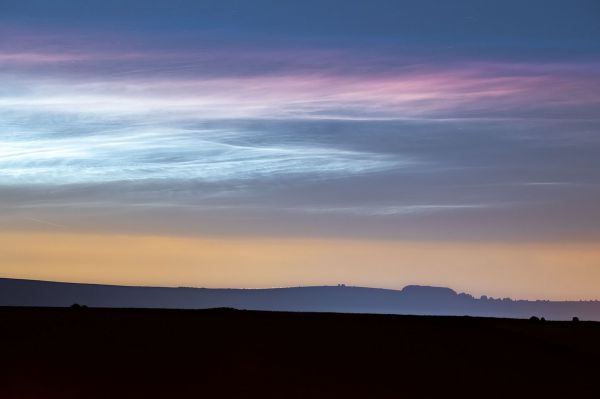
[1,0,600,300]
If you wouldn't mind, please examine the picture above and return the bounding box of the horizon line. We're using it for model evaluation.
[3,276,599,303]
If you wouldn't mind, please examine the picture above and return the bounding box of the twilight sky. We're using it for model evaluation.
[1,0,600,299]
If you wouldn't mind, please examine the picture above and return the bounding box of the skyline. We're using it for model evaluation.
[1,0,600,300]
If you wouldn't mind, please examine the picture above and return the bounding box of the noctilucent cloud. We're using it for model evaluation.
[1,0,600,298]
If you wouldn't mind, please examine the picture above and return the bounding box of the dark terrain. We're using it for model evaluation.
[1,306,599,398]
[3,278,600,320]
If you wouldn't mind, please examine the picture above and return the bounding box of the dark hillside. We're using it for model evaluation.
[2,278,600,320]
[1,307,599,398]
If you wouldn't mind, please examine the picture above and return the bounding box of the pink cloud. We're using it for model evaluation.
[1,26,598,121]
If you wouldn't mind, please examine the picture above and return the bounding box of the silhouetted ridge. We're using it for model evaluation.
[1,277,599,320]
[401,285,457,297]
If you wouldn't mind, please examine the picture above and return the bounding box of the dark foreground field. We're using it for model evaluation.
[2,307,599,398]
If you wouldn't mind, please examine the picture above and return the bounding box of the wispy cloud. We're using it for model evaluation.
[2,28,599,122]
[0,126,404,185]
[285,204,494,216]
[2,64,598,122]
[1,26,599,241]
[22,216,68,229]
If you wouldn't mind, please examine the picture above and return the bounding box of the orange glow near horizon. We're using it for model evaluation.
[1,232,600,301]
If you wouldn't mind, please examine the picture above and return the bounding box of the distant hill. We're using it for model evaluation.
[1,277,599,320]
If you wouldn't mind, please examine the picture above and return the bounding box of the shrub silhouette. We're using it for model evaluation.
[572,316,580,322]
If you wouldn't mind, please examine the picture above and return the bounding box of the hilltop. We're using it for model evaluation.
[2,277,599,320]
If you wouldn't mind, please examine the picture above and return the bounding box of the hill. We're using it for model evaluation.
[2,277,600,320]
